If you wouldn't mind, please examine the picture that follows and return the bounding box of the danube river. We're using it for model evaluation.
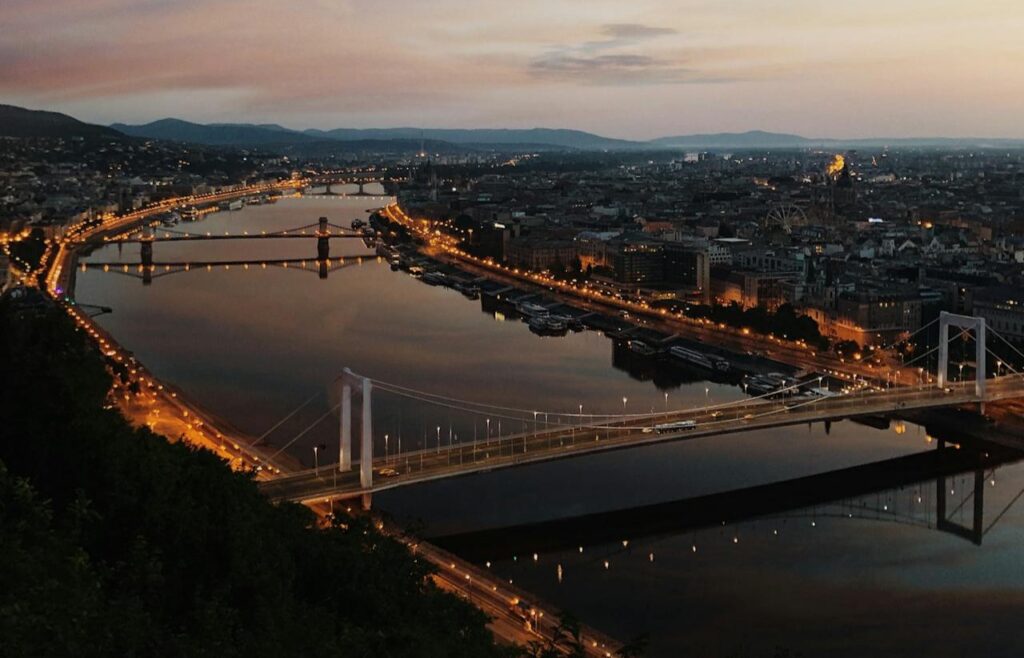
[76,196,1024,657]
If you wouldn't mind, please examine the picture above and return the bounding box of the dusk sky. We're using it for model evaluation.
[3,0,1023,139]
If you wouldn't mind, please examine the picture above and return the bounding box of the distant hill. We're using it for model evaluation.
[651,130,811,149]
[651,130,1024,150]
[306,127,642,150]
[110,118,318,146]
[0,104,121,139]
[112,119,641,150]
[107,115,1024,152]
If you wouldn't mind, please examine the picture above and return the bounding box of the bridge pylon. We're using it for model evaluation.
[360,375,373,491]
[937,311,986,401]
[339,374,352,471]
[337,368,373,492]
[317,216,330,261]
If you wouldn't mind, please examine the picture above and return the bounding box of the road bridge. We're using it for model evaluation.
[259,369,1024,504]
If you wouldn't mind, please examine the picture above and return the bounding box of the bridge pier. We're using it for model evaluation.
[140,231,154,286]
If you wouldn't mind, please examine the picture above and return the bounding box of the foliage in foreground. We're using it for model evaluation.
[0,299,512,658]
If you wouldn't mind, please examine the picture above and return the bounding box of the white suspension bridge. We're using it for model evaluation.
[258,312,1024,504]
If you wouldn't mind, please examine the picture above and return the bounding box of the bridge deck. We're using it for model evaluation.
[259,375,1024,503]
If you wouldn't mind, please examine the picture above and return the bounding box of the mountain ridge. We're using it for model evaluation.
[0,104,122,139]
[110,118,1024,150]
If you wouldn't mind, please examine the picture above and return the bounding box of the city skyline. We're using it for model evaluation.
[3,0,1023,139]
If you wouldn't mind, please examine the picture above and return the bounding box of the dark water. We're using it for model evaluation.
[75,197,1024,657]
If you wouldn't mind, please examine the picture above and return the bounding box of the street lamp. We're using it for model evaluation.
[436,426,441,454]
[664,391,669,413]
[622,396,628,413]
[384,433,389,463]
[313,444,325,476]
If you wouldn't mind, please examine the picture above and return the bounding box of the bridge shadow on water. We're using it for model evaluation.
[430,434,1022,562]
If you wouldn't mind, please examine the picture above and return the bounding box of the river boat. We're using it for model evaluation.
[670,345,729,371]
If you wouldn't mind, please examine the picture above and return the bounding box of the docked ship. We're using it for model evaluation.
[669,345,730,372]
[741,372,797,396]
[528,316,568,336]
[181,206,200,221]
[516,301,550,317]
[421,272,447,286]
[627,339,658,357]
[227,199,243,211]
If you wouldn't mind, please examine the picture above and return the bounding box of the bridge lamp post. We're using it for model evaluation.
[664,392,669,414]
[436,426,441,454]
[486,418,490,445]
[384,433,389,464]
[958,363,965,382]
[313,444,321,476]
[622,396,628,413]
[533,411,538,437]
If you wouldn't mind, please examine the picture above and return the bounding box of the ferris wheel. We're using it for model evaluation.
[764,203,808,233]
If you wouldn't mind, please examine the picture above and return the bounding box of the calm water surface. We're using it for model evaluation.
[76,197,1024,657]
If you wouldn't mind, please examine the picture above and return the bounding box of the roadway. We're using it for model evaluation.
[260,374,1024,503]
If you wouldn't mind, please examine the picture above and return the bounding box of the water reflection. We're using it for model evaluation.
[467,439,1024,657]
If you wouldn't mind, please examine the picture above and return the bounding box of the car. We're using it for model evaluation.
[377,467,400,477]
[710,411,723,419]
[743,414,754,421]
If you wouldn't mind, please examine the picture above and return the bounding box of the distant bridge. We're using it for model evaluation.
[304,171,405,197]
[92,217,375,283]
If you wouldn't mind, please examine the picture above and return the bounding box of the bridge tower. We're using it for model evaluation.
[317,216,330,261]
[337,368,373,491]
[361,376,373,491]
[339,372,352,471]
[936,311,987,400]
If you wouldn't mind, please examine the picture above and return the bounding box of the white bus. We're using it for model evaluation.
[643,420,698,434]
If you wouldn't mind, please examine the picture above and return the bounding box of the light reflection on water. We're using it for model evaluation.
[75,197,1024,657]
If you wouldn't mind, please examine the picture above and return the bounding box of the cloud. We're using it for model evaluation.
[530,53,728,85]
[600,23,677,39]
[529,23,739,85]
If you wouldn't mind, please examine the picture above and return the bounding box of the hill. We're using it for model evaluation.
[106,115,1024,152]
[0,298,507,658]
[650,130,811,149]
[308,127,641,150]
[110,118,319,146]
[0,104,122,139]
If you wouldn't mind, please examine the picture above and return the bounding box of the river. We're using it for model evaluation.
[75,195,1024,657]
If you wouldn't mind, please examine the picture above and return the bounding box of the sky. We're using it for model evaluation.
[2,0,1023,139]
